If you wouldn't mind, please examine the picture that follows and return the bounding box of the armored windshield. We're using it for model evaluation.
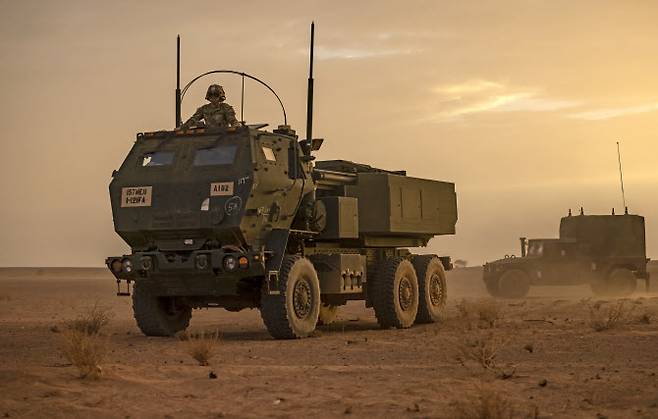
[141,151,175,167]
[193,144,238,166]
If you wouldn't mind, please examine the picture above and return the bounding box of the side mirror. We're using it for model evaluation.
[309,138,324,151]
[299,138,324,155]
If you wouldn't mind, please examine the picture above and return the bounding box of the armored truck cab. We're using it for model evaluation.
[483,212,650,298]
[109,125,311,300]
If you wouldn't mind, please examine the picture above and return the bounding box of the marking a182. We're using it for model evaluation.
[210,182,234,196]
[121,186,152,207]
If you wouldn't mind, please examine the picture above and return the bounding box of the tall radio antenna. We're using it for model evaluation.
[175,35,182,128]
[616,141,627,212]
[305,21,315,145]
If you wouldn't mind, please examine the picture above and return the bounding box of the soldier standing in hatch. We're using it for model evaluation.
[181,84,239,129]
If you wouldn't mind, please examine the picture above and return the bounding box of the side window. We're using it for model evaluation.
[528,243,543,256]
[259,137,303,179]
[141,151,175,167]
[193,145,238,166]
[261,146,276,161]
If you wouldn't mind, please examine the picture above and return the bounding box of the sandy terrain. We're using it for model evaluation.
[1,265,658,419]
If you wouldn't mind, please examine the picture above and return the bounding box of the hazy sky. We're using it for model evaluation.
[1,0,656,266]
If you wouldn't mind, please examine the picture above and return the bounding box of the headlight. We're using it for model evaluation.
[196,254,209,270]
[110,259,123,273]
[122,258,133,273]
[223,255,238,271]
[140,256,153,271]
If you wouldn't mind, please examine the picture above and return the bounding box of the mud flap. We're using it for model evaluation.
[265,271,281,295]
[263,228,290,295]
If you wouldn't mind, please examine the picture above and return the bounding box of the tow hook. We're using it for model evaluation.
[116,279,132,296]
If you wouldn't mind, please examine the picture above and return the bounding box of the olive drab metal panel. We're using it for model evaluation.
[317,196,359,239]
[559,214,646,259]
[344,172,457,237]
[309,253,366,294]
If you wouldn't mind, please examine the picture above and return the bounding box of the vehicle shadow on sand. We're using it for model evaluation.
[215,319,381,341]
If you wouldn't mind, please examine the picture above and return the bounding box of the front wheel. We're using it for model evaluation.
[132,283,192,337]
[496,269,530,299]
[260,256,321,339]
[483,277,501,297]
[413,256,447,324]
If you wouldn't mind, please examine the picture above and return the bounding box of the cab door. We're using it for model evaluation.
[542,242,584,285]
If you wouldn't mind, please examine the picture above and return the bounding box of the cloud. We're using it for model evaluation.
[493,95,581,112]
[428,80,580,121]
[312,46,418,60]
[434,79,504,95]
[569,103,658,120]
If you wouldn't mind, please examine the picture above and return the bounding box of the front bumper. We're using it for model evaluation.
[106,249,266,297]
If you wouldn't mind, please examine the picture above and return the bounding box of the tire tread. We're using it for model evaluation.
[372,257,417,329]
[132,283,191,337]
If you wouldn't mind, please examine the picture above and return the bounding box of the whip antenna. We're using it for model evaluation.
[305,21,315,145]
[175,35,182,128]
[616,141,627,212]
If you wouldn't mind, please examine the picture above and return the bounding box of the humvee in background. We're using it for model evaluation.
[483,210,650,298]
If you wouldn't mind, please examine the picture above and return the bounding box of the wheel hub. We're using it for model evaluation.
[398,277,414,311]
[293,279,312,319]
[428,274,444,306]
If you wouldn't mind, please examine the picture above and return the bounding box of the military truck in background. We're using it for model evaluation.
[483,209,650,298]
[106,25,458,339]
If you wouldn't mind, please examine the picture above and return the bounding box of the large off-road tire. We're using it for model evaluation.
[132,283,192,337]
[318,304,339,326]
[483,277,501,297]
[496,269,530,299]
[413,256,447,324]
[372,257,419,329]
[260,256,321,339]
[590,267,637,297]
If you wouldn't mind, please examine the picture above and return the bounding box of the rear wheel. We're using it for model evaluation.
[591,267,637,297]
[372,257,419,329]
[413,256,447,324]
[496,269,530,299]
[132,283,192,337]
[260,256,321,339]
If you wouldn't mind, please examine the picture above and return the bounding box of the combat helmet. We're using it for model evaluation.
[206,84,226,101]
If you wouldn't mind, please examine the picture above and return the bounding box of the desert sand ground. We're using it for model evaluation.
[1,265,658,419]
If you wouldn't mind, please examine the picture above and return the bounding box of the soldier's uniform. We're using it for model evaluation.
[185,102,238,128]
[182,84,239,129]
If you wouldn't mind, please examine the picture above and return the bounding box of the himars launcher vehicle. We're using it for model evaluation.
[106,24,458,339]
[483,208,650,298]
